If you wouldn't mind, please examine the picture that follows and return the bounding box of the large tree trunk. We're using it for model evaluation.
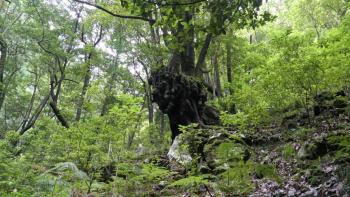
[179,12,196,75]
[149,8,219,142]
[0,36,7,111]
[150,70,220,141]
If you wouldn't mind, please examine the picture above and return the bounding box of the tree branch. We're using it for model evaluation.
[93,24,103,46]
[49,101,70,128]
[195,33,212,72]
[72,0,155,24]
[19,94,50,135]
[147,0,206,7]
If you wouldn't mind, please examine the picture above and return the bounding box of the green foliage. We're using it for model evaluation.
[178,123,204,158]
[133,164,170,182]
[0,0,350,196]
[218,161,254,195]
[101,163,170,195]
[216,142,245,162]
[170,175,208,188]
[254,164,282,184]
[282,143,296,159]
[43,162,90,181]
[291,128,313,140]
[327,135,350,158]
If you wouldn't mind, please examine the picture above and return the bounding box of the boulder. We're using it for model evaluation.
[167,129,250,175]
[167,135,192,166]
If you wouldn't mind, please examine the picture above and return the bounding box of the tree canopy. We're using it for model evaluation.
[0,0,350,196]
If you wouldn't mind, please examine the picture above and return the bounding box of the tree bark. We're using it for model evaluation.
[0,35,7,111]
[49,72,69,128]
[159,112,165,140]
[20,94,50,135]
[137,59,154,124]
[76,25,102,121]
[75,56,91,121]
[226,42,233,95]
[149,10,220,141]
[212,53,222,97]
[179,11,196,75]
[195,33,213,75]
[49,101,69,128]
[150,70,220,141]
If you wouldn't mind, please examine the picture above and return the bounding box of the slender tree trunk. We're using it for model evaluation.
[20,94,50,135]
[0,36,7,111]
[195,33,213,76]
[212,53,222,97]
[49,73,69,128]
[127,104,145,149]
[159,112,165,140]
[76,56,91,121]
[146,89,153,124]
[77,25,103,120]
[101,66,117,116]
[20,73,38,131]
[226,42,233,95]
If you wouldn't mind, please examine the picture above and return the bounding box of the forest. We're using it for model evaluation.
[0,0,350,196]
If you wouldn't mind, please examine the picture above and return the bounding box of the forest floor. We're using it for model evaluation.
[145,114,350,197]
[248,116,350,196]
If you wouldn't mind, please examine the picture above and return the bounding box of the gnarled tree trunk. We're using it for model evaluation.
[148,7,220,142]
[150,70,220,141]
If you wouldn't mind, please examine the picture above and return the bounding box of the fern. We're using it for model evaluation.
[43,162,89,181]
[141,164,170,181]
[170,176,208,188]
[218,161,254,195]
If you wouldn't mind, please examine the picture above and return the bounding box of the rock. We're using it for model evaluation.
[136,143,148,156]
[167,135,192,166]
[300,189,317,197]
[336,182,344,196]
[288,188,296,196]
[153,181,167,191]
